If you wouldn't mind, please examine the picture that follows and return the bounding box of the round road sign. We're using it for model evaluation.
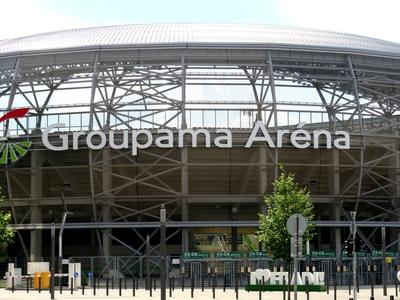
[286,214,307,237]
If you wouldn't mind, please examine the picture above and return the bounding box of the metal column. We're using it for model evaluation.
[30,150,43,261]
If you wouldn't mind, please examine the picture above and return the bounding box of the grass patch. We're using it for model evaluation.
[245,284,326,292]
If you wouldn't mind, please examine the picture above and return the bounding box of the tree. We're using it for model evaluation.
[257,167,314,261]
[0,187,14,259]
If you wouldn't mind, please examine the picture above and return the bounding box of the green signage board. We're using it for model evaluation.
[182,252,209,259]
[215,252,243,259]
[371,251,398,257]
[311,251,336,258]
[248,251,268,258]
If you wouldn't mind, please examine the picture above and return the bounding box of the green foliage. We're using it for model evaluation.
[0,187,14,247]
[257,167,314,261]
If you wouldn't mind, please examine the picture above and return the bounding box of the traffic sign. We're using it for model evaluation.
[74,272,79,278]
[286,214,307,237]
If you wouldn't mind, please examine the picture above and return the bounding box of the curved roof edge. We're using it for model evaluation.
[0,24,399,58]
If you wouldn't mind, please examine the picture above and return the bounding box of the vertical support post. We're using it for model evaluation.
[181,147,189,253]
[50,223,55,299]
[329,150,342,260]
[350,211,357,300]
[87,52,103,255]
[160,205,166,300]
[267,51,278,180]
[180,53,189,253]
[259,147,267,214]
[30,150,43,261]
[146,234,150,290]
[102,148,113,257]
[382,226,387,296]
[347,55,365,214]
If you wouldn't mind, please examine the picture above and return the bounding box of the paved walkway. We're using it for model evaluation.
[0,286,398,300]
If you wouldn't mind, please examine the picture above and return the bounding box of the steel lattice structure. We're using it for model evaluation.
[0,24,399,261]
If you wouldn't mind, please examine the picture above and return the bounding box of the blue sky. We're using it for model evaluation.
[1,0,399,43]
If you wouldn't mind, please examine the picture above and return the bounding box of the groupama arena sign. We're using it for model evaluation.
[0,107,350,165]
[43,121,350,155]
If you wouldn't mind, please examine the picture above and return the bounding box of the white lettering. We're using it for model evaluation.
[132,130,153,155]
[214,129,232,148]
[334,131,350,149]
[86,131,107,150]
[291,129,311,149]
[277,129,289,148]
[72,131,86,150]
[178,129,210,148]
[109,131,128,149]
[155,129,173,148]
[313,130,331,149]
[42,123,69,151]
[245,121,275,148]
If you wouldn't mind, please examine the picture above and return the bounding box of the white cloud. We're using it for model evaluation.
[278,0,400,43]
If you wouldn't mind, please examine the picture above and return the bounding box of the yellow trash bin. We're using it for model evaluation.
[40,272,50,289]
[33,272,41,289]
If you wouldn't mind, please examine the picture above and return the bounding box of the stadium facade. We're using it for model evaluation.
[0,24,399,261]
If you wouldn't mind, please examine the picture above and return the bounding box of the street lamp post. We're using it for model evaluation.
[160,205,167,300]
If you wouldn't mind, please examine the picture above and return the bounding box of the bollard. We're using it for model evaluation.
[93,277,96,295]
[326,273,329,295]
[258,279,262,300]
[223,274,226,292]
[283,276,286,300]
[112,276,114,290]
[212,274,216,299]
[106,278,109,296]
[39,277,41,293]
[169,278,172,298]
[60,276,63,294]
[348,273,351,295]
[181,275,184,291]
[172,276,175,291]
[370,272,374,298]
[26,277,29,293]
[136,276,139,290]
[133,277,135,296]
[191,277,194,298]
[70,277,73,295]
[235,275,239,300]
[82,283,85,295]
[12,276,14,293]
[202,275,204,292]
[119,278,122,296]
[124,277,127,290]
[149,277,152,296]
[306,277,309,300]
[248,273,250,292]
[390,296,394,300]
[153,277,156,290]
[334,276,337,300]
[395,276,398,297]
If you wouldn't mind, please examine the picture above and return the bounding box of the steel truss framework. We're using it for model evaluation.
[0,46,400,261]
